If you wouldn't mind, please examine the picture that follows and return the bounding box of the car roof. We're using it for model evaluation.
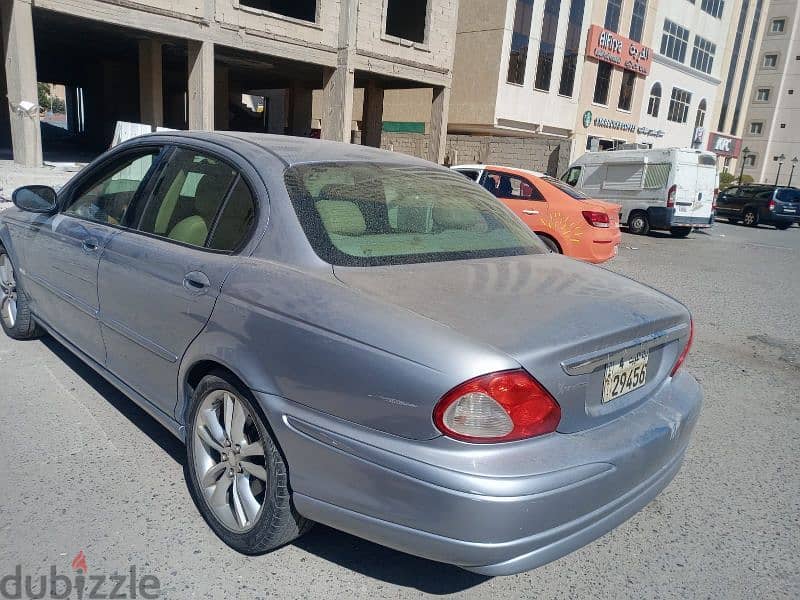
[452,164,547,178]
[133,130,440,169]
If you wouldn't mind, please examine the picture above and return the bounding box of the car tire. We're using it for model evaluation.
[0,247,43,341]
[670,227,693,238]
[774,222,792,230]
[743,209,759,227]
[627,211,650,235]
[537,234,561,254]
[185,373,313,554]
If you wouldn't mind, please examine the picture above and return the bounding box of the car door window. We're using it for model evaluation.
[485,172,544,200]
[207,178,257,252]
[563,167,581,187]
[65,152,158,225]
[137,149,241,249]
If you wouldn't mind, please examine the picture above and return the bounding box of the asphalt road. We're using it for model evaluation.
[0,221,798,599]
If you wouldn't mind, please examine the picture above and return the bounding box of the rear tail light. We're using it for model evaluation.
[667,185,677,208]
[433,370,561,443]
[712,188,719,210]
[670,320,694,377]
[582,210,610,228]
[768,199,776,211]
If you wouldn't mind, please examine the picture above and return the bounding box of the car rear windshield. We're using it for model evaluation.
[540,175,591,200]
[284,162,543,267]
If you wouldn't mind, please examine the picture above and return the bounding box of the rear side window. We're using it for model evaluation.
[777,188,800,202]
[285,163,542,267]
[136,148,254,251]
[456,169,480,181]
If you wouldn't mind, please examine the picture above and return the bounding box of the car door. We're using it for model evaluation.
[97,146,257,416]
[20,149,161,363]
[482,170,549,231]
[716,186,739,214]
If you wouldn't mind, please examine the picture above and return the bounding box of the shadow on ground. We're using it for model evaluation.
[39,336,491,594]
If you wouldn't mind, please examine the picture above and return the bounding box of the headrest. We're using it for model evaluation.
[319,184,358,201]
[316,200,366,236]
[432,205,487,232]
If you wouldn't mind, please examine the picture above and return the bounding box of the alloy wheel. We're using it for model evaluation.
[0,254,18,329]
[744,211,756,226]
[192,389,268,533]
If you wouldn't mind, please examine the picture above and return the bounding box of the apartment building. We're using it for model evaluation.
[1,0,458,167]
[739,0,800,184]
[634,0,736,152]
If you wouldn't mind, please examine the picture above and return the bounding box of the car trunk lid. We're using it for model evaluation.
[334,254,691,433]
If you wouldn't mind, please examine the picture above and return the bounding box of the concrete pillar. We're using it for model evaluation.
[1,0,42,166]
[362,80,384,148]
[138,39,163,128]
[214,65,229,130]
[188,40,214,131]
[321,65,353,142]
[288,83,312,136]
[429,85,451,165]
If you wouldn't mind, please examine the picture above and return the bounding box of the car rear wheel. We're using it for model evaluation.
[0,248,42,340]
[185,373,312,554]
[670,227,693,238]
[743,209,758,227]
[627,211,650,235]
[537,234,561,254]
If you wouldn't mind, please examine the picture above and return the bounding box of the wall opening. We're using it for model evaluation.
[385,0,428,43]
[240,0,316,22]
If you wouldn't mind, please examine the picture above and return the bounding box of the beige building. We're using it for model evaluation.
[739,0,800,184]
[574,0,658,154]
[1,0,458,167]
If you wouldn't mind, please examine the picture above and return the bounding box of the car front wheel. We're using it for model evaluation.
[0,248,42,340]
[185,373,312,554]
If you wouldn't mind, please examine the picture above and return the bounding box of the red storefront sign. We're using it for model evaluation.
[586,25,653,76]
[707,132,743,158]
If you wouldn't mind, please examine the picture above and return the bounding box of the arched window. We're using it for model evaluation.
[695,99,707,128]
[647,83,662,117]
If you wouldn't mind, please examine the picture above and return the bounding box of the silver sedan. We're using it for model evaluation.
[0,132,701,575]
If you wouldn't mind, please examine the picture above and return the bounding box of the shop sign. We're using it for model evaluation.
[707,132,742,157]
[586,112,665,138]
[586,25,653,76]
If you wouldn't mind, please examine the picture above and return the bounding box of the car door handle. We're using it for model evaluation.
[82,239,99,253]
[523,209,540,215]
[183,271,211,291]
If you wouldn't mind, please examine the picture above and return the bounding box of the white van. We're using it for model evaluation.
[562,148,717,236]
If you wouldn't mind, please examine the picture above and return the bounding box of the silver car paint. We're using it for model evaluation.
[0,132,702,575]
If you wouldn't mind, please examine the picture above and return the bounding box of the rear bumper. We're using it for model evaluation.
[255,371,703,575]
[647,208,713,230]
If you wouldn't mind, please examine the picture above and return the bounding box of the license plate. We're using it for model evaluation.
[602,350,648,403]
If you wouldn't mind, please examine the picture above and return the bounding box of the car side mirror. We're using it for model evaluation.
[12,185,58,214]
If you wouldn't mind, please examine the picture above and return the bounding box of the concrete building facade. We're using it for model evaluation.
[0,0,459,166]
[739,0,800,185]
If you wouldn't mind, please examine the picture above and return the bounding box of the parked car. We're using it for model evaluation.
[563,148,717,237]
[452,165,622,263]
[715,185,799,229]
[0,133,701,576]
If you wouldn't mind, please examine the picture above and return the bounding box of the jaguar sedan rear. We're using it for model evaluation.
[0,132,702,575]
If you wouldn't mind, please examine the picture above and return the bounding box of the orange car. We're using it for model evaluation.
[452,165,622,263]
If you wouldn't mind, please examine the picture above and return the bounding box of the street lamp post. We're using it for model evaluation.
[739,146,751,185]
[788,157,799,187]
[775,153,786,186]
